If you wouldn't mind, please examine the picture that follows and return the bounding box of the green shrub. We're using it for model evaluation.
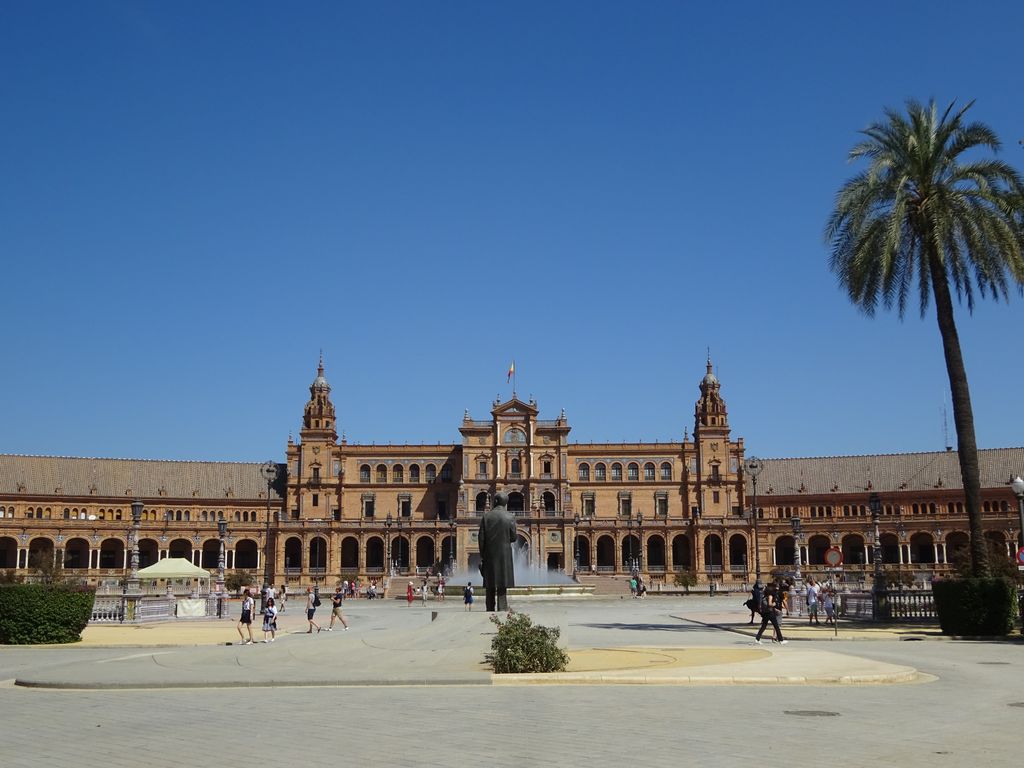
[932,577,1017,636]
[0,584,96,644]
[486,611,569,673]
[225,570,256,593]
[673,571,698,592]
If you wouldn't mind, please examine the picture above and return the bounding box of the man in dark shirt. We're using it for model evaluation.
[328,585,349,631]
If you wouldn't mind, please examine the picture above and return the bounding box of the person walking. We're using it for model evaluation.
[305,586,322,634]
[437,577,445,602]
[746,580,764,625]
[806,578,821,625]
[328,585,349,631]
[420,580,428,605]
[262,597,278,642]
[822,588,836,625]
[279,584,287,613]
[236,588,255,645]
[754,582,787,645]
[780,579,792,616]
[463,582,474,611]
[406,581,414,606]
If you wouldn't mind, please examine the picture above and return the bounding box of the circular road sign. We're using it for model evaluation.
[1017,547,1024,565]
[824,547,844,567]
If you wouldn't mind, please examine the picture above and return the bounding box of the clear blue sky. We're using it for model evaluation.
[2,2,1023,463]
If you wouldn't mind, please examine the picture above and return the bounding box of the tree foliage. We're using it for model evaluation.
[826,100,1024,577]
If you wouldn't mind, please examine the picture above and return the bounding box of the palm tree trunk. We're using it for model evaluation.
[927,251,990,578]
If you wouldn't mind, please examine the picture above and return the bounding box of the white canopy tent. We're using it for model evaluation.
[137,557,214,580]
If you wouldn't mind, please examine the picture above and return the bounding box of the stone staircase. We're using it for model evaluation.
[576,573,632,596]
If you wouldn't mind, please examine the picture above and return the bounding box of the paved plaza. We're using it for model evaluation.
[1,595,1021,767]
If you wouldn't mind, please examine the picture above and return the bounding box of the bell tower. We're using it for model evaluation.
[693,357,734,518]
[695,357,729,435]
[301,353,337,443]
[287,354,340,521]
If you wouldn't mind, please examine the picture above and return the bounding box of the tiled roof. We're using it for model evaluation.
[0,455,282,501]
[752,448,1024,497]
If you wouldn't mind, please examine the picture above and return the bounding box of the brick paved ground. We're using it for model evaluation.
[1,596,1020,767]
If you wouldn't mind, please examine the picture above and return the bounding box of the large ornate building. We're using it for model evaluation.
[1,359,1021,590]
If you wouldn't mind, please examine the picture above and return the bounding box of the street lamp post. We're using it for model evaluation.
[396,516,404,574]
[869,492,884,621]
[120,499,143,625]
[217,516,227,618]
[895,515,906,590]
[746,457,764,580]
[128,499,142,594]
[1012,477,1024,551]
[1013,477,1024,627]
[587,516,594,573]
[573,513,581,577]
[385,512,393,575]
[259,461,277,615]
[625,516,633,574]
[791,516,803,617]
[637,513,644,573]
[448,518,456,575]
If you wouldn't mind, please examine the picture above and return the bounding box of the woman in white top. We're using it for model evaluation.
[236,588,255,645]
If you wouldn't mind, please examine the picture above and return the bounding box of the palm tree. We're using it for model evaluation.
[826,99,1024,578]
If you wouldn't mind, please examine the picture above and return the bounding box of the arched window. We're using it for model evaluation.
[392,465,404,483]
[611,463,622,481]
[644,463,656,481]
[440,464,452,482]
[425,464,437,483]
[511,458,522,476]
[409,464,420,483]
[627,463,639,481]
[376,464,388,483]
[595,463,606,481]
[360,465,371,483]
[578,463,590,481]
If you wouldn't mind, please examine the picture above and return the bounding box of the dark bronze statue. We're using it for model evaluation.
[477,491,516,611]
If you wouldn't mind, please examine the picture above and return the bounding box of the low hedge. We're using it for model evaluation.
[486,611,569,673]
[0,584,96,644]
[932,577,1017,636]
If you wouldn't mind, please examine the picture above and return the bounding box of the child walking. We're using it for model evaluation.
[262,597,278,642]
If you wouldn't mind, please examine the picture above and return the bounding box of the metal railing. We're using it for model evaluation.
[838,590,937,622]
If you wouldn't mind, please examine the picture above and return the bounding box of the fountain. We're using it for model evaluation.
[447,541,594,597]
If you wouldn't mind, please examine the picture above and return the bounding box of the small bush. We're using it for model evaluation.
[225,570,256,593]
[673,571,698,592]
[0,584,96,644]
[932,577,1017,636]
[486,611,569,673]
